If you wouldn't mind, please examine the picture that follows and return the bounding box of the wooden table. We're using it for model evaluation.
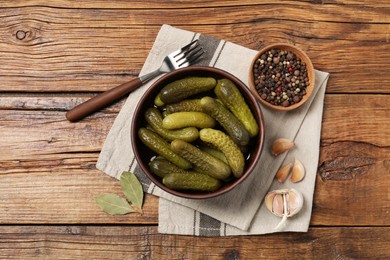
[1,1,389,259]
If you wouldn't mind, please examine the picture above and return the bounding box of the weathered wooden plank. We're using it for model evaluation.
[0,155,388,226]
[0,168,159,224]
[0,7,389,93]
[321,94,390,147]
[314,141,390,226]
[0,111,109,160]
[0,94,388,225]
[0,94,387,162]
[0,226,388,259]
[1,0,389,10]
[0,142,388,225]
[0,94,124,111]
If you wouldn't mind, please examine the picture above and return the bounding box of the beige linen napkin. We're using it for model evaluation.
[96,24,329,235]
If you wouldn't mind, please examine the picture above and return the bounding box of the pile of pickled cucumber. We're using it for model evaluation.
[138,76,259,192]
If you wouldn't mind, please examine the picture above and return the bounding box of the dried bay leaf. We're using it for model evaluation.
[120,171,144,214]
[95,194,134,215]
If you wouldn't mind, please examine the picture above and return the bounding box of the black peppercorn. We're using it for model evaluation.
[252,48,309,108]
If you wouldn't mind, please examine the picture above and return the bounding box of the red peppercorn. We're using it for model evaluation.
[277,87,282,92]
[288,67,293,73]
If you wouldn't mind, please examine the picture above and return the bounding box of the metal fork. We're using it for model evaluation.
[66,40,204,122]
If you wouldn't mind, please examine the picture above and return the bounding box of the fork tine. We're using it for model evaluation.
[187,48,205,63]
[175,48,201,65]
[170,40,198,58]
[180,39,198,52]
[178,48,205,67]
[174,41,200,61]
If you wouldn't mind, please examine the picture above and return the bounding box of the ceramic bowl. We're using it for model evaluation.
[131,66,265,199]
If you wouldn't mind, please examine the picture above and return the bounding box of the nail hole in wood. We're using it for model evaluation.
[16,30,27,40]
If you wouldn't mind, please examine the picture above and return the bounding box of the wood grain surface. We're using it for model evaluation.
[0,0,389,259]
[0,226,389,259]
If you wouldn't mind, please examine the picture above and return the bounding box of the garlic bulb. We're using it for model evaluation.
[264,189,304,230]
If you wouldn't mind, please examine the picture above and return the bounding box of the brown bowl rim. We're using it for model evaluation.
[131,66,265,199]
[248,43,315,111]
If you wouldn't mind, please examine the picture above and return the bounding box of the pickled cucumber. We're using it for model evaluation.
[154,93,165,107]
[215,79,259,137]
[170,139,231,180]
[162,110,169,118]
[199,145,228,164]
[149,157,189,178]
[162,111,216,130]
[145,107,199,142]
[138,128,192,169]
[200,96,249,146]
[163,172,221,191]
[159,77,217,104]
[165,99,203,114]
[200,128,245,178]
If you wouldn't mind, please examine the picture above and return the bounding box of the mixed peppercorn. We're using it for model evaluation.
[253,48,310,107]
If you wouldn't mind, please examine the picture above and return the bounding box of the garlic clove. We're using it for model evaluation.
[275,163,292,183]
[264,191,275,213]
[291,159,305,183]
[265,189,288,217]
[264,188,304,218]
[271,138,294,156]
[272,193,285,217]
[286,189,304,217]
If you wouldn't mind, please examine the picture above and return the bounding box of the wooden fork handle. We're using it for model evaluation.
[66,77,142,122]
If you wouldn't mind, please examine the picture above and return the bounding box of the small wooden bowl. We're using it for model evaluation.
[248,43,315,111]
